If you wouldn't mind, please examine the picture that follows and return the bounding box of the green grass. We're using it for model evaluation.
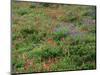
[12,1,96,73]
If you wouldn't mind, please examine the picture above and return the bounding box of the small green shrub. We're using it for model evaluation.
[42,46,64,59]
[81,63,96,70]
[28,44,65,61]
[70,55,83,66]
[58,11,80,22]
[17,8,30,16]
[41,3,50,7]
[30,3,36,8]
[53,26,69,40]
[51,57,76,71]
[27,46,43,61]
[16,59,24,68]
[82,51,96,62]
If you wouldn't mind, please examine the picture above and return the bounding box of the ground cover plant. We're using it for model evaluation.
[12,1,96,73]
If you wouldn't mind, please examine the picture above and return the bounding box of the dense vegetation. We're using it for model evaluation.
[12,1,96,73]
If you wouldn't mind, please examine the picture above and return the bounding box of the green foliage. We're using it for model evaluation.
[58,13,77,22]
[16,59,24,68]
[53,26,69,40]
[42,46,64,59]
[41,3,50,7]
[81,63,96,70]
[17,8,30,16]
[27,44,65,61]
[50,57,76,71]
[30,3,36,8]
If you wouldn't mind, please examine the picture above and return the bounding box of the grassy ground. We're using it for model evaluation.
[12,1,96,73]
